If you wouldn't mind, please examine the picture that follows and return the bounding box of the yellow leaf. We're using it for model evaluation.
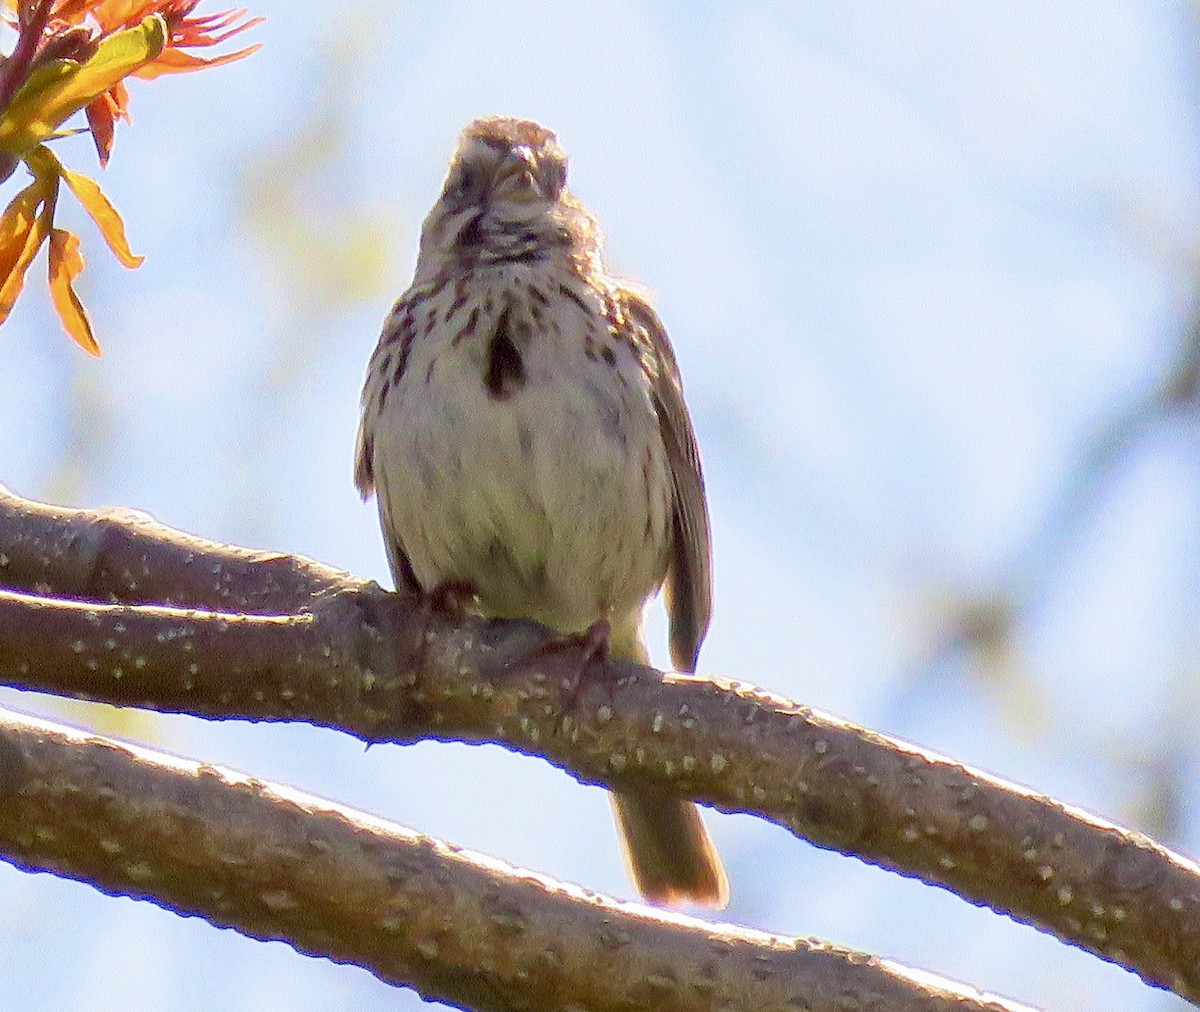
[48,227,98,355]
[0,14,168,155]
[29,144,142,269]
[0,177,52,322]
[0,179,43,265]
[59,164,142,267]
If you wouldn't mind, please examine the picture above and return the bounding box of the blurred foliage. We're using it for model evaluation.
[239,7,397,326]
[229,6,399,542]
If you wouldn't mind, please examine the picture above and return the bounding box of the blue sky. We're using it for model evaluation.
[2,4,1198,1010]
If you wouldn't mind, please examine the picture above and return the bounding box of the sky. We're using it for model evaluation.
[2,3,1199,1010]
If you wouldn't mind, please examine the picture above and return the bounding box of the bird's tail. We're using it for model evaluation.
[608,618,727,907]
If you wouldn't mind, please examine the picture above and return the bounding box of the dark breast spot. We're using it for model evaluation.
[458,213,484,248]
[559,283,591,315]
[453,304,481,347]
[483,304,526,400]
[387,312,416,386]
[444,277,470,320]
[601,345,617,367]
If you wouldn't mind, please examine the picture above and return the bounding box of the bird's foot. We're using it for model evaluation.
[410,579,477,671]
[425,579,478,616]
[514,618,614,714]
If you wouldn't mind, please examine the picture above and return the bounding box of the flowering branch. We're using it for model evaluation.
[0,0,260,352]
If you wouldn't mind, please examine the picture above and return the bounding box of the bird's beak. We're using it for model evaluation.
[494,145,544,204]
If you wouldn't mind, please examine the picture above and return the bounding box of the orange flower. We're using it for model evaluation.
[0,1,260,351]
[4,1,261,163]
[85,3,263,164]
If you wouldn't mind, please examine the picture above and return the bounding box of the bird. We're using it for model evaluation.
[355,115,726,907]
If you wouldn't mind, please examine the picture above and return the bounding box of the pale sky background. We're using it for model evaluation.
[2,3,1199,1010]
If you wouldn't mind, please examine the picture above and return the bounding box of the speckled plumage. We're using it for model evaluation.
[355,116,724,906]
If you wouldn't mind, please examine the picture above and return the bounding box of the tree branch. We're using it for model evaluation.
[0,482,356,612]
[0,707,1024,1012]
[2,485,1197,1004]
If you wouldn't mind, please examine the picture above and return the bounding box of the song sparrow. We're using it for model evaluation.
[355,116,726,907]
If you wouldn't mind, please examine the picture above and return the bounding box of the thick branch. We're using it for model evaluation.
[0,708,1022,1012]
[0,482,359,612]
[2,488,1198,1002]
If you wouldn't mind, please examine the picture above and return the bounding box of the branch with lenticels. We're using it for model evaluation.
[0,708,1021,1012]
[0,483,1195,1009]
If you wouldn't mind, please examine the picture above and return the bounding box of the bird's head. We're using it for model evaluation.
[415,116,595,276]
[452,117,567,220]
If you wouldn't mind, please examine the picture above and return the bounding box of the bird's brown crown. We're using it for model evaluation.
[461,116,558,154]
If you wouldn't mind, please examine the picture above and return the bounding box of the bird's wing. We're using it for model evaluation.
[374,461,421,594]
[355,295,423,595]
[621,286,713,673]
